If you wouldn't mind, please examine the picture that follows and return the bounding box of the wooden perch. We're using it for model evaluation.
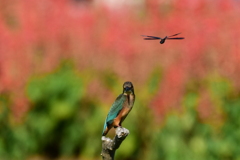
[101,127,129,160]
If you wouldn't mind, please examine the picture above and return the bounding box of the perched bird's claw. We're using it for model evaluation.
[116,127,129,138]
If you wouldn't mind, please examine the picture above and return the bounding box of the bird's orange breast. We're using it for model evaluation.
[113,107,132,127]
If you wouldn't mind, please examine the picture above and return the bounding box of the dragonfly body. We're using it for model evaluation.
[141,33,184,44]
[160,36,167,44]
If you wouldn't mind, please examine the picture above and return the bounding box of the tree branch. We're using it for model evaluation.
[101,127,129,160]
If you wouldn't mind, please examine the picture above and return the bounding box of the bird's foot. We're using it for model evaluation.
[115,127,129,138]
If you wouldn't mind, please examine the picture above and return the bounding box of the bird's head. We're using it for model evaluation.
[123,81,134,95]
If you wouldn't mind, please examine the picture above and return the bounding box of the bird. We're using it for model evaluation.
[102,81,135,136]
[141,33,184,44]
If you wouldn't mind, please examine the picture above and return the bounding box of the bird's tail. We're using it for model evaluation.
[102,119,107,136]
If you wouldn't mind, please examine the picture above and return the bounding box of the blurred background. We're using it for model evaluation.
[1,0,240,159]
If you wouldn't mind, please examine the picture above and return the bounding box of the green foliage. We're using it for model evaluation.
[25,63,107,158]
[0,63,106,159]
[25,63,85,155]
[148,68,163,94]
[0,62,155,159]
[1,62,240,160]
[0,96,11,159]
[147,77,240,160]
[148,92,210,160]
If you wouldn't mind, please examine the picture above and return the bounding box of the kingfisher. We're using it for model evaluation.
[102,81,135,136]
[141,33,184,44]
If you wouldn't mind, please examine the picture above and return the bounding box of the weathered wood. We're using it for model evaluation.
[101,127,129,160]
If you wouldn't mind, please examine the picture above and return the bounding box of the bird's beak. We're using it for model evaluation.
[124,87,132,93]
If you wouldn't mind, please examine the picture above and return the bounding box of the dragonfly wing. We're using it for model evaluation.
[167,37,184,40]
[143,38,160,40]
[141,35,161,39]
[168,33,181,37]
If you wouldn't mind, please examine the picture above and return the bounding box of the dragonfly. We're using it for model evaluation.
[141,33,184,44]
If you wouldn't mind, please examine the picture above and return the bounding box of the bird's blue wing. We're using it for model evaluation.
[102,94,126,134]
